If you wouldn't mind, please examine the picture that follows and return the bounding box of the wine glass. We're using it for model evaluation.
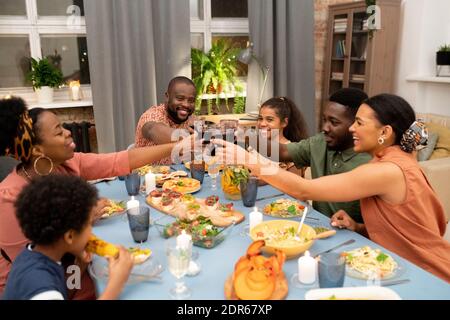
[166,241,192,300]
[206,156,220,191]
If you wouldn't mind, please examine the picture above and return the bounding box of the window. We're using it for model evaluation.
[190,0,249,68]
[0,0,89,91]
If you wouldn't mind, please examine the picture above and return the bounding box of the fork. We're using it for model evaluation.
[381,279,410,286]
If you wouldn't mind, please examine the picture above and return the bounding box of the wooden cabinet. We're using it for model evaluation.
[322,0,401,103]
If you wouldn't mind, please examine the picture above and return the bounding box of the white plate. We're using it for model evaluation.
[305,286,401,300]
[343,247,406,281]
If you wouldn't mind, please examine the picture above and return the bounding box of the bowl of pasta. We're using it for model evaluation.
[249,220,316,259]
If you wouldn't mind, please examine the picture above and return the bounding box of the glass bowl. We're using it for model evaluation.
[153,215,234,249]
[88,254,164,285]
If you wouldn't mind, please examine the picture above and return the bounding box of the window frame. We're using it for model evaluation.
[0,0,90,102]
[190,0,249,52]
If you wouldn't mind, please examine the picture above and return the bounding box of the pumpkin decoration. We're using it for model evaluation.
[226,240,288,300]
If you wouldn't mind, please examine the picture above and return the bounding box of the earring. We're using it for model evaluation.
[378,137,385,145]
[33,155,54,176]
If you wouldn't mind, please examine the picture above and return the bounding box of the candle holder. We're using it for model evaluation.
[290,273,318,289]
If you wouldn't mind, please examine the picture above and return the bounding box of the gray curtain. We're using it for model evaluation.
[85,0,191,152]
[247,0,316,134]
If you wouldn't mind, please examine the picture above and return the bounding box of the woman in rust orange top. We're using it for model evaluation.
[216,94,450,283]
[0,97,193,297]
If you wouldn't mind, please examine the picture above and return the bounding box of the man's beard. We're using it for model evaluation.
[167,106,192,124]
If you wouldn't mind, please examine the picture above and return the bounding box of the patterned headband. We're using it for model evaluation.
[6,112,35,162]
[400,120,428,153]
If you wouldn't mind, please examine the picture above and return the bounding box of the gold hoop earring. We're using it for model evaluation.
[378,137,385,145]
[33,155,54,176]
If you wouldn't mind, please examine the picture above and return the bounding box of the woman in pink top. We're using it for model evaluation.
[216,94,450,283]
[0,97,193,297]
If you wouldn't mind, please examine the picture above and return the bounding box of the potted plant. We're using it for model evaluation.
[27,57,64,104]
[191,39,244,115]
[437,44,450,66]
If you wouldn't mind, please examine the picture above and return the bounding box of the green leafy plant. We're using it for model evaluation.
[191,39,245,115]
[27,57,63,89]
[438,44,450,52]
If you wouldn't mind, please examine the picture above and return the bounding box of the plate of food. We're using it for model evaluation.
[154,215,234,249]
[135,165,171,176]
[263,198,305,218]
[146,191,244,227]
[86,235,153,265]
[100,200,126,219]
[162,177,201,194]
[305,286,401,300]
[341,246,404,280]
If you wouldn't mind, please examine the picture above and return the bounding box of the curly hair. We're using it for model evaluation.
[0,97,28,156]
[14,175,98,245]
[260,97,309,142]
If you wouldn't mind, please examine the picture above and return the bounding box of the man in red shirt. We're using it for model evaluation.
[135,76,197,164]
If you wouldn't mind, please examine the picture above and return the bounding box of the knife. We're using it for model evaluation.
[256,193,284,202]
[313,239,356,258]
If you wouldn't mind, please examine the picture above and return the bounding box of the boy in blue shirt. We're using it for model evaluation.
[3,175,133,300]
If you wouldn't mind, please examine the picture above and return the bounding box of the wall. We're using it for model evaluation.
[395,0,450,116]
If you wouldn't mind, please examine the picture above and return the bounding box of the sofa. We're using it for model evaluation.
[416,113,450,228]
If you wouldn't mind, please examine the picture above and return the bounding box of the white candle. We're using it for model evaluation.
[298,250,317,284]
[126,196,140,214]
[71,85,80,100]
[145,172,156,194]
[249,206,263,230]
[176,230,192,250]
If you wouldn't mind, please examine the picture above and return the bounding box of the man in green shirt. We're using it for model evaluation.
[281,88,371,223]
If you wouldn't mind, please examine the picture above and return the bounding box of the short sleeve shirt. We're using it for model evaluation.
[134,104,196,165]
[286,133,371,222]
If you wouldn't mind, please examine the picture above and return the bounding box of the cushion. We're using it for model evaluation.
[417,131,439,161]
[425,122,450,160]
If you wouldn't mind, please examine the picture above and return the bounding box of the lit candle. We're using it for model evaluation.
[126,196,140,214]
[69,80,81,101]
[249,206,263,230]
[298,250,317,284]
[145,172,156,194]
[176,230,192,250]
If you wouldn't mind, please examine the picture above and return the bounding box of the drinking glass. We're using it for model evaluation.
[190,160,205,183]
[127,206,150,243]
[206,156,220,190]
[318,252,346,288]
[125,172,141,196]
[240,176,259,207]
[166,241,192,299]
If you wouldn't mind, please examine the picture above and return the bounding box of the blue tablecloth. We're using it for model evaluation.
[92,170,450,300]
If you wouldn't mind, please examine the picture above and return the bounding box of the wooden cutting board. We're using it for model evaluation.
[146,196,245,227]
[224,272,288,300]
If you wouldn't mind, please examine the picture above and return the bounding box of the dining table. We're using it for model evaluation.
[91,166,450,300]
